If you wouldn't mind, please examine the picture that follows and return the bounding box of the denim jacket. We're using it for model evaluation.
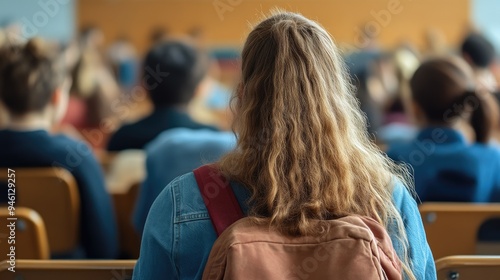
[132,173,437,280]
[133,128,236,234]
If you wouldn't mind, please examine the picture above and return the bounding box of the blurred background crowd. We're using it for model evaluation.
[0,0,498,150]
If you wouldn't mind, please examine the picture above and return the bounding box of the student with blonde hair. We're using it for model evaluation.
[133,11,435,280]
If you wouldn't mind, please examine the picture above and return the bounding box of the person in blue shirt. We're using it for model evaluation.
[132,128,236,233]
[107,39,218,151]
[0,38,118,259]
[387,57,500,203]
[133,12,435,280]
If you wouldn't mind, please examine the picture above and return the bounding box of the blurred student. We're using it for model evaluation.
[107,39,218,151]
[132,128,235,233]
[461,32,498,92]
[0,30,6,127]
[133,12,435,280]
[188,60,233,130]
[61,26,121,149]
[387,57,500,202]
[378,47,420,145]
[149,26,169,46]
[345,26,384,134]
[424,28,447,55]
[107,36,138,90]
[0,39,119,259]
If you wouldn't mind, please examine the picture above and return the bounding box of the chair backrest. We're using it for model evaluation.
[0,260,136,280]
[0,168,80,255]
[419,202,500,259]
[0,207,50,260]
[436,255,500,280]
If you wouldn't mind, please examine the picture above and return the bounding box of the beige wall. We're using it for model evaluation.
[78,0,470,53]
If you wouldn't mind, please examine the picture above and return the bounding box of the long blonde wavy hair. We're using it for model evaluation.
[218,11,415,279]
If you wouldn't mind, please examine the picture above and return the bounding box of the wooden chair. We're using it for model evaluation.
[436,255,500,280]
[0,260,136,280]
[0,168,80,256]
[0,207,50,260]
[419,202,500,259]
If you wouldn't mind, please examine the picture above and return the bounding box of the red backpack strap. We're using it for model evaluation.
[193,164,244,236]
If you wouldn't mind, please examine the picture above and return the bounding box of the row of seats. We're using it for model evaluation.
[0,260,135,280]
[0,167,141,259]
[0,257,499,280]
[4,203,499,261]
[421,203,500,259]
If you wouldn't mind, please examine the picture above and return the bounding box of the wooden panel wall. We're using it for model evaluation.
[78,0,470,53]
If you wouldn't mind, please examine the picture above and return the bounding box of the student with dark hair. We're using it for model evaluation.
[107,39,217,151]
[387,57,500,202]
[462,33,496,69]
[0,39,119,259]
[461,33,498,91]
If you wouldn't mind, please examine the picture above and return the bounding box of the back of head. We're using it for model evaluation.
[143,39,208,107]
[0,38,66,116]
[410,57,497,142]
[220,10,404,240]
[461,33,496,69]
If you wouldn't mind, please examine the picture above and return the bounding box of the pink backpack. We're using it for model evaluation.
[194,165,402,280]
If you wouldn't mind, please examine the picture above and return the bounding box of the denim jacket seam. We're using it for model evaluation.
[175,212,210,223]
[172,180,181,273]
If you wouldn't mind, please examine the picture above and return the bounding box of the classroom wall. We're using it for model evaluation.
[78,0,470,53]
